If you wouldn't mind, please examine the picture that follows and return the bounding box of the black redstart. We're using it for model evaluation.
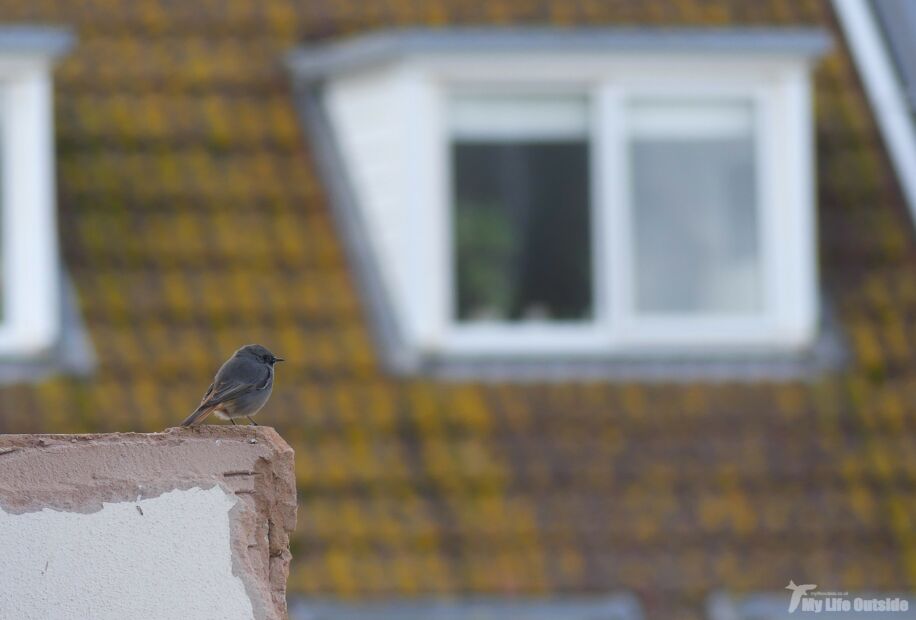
[181,344,283,427]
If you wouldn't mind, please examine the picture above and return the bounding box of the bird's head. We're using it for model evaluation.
[236,344,284,366]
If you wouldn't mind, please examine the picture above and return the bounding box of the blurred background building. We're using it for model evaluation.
[0,1,914,619]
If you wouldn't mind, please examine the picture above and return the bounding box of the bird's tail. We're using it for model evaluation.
[180,405,216,427]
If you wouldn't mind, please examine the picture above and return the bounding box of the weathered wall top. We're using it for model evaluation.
[0,426,297,620]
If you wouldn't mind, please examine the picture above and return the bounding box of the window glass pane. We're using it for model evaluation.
[450,94,593,323]
[629,99,762,315]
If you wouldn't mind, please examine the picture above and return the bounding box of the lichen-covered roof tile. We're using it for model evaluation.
[0,0,913,616]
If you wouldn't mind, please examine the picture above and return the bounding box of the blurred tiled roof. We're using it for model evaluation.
[0,1,913,619]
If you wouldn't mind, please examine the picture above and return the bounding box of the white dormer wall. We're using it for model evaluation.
[325,66,423,345]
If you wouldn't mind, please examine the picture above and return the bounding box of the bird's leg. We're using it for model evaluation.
[246,417,258,426]
[230,418,237,426]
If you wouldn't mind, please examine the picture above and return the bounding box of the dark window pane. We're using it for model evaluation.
[452,139,592,322]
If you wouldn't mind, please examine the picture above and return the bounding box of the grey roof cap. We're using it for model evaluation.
[288,27,833,82]
[0,26,75,58]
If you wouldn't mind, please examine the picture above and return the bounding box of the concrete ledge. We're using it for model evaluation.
[0,426,297,620]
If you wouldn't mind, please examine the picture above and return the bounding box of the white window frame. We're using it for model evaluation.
[0,52,63,356]
[402,54,818,358]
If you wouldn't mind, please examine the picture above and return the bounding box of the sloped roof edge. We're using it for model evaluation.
[833,0,916,229]
[287,27,832,82]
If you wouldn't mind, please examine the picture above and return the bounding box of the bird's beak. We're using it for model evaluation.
[274,357,284,363]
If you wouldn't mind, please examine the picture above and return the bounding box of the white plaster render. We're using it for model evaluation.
[0,486,254,620]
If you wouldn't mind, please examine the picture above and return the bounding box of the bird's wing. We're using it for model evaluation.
[198,382,214,405]
[199,379,258,408]
[181,379,259,427]
[200,360,271,406]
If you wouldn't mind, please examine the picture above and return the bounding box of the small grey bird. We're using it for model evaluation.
[181,344,283,427]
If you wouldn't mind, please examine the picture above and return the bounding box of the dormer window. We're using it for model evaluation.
[289,29,830,375]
